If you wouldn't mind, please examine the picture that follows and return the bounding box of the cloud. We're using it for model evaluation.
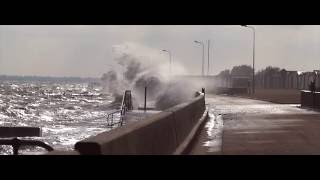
[1,25,320,77]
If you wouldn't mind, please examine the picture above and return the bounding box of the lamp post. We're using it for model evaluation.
[194,40,205,77]
[207,40,211,76]
[162,49,172,77]
[241,25,256,94]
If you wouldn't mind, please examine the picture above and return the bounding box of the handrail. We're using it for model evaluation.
[106,110,121,127]
[120,91,126,113]
[106,90,133,128]
[0,137,54,155]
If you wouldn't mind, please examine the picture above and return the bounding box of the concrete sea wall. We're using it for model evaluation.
[70,93,208,155]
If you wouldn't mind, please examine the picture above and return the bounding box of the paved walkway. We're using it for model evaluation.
[190,95,320,155]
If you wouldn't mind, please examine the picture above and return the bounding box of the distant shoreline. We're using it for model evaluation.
[0,75,100,83]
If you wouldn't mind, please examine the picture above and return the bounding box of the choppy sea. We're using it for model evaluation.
[0,80,119,155]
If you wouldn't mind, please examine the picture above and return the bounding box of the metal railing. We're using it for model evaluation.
[0,137,54,155]
[106,90,133,128]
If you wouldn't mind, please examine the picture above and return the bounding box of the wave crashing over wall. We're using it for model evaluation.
[100,42,195,110]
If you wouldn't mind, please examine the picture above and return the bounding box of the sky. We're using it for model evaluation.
[1,25,320,78]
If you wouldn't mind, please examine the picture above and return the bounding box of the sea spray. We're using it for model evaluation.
[101,42,200,110]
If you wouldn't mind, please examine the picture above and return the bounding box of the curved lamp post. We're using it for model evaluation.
[194,40,205,77]
[241,25,256,94]
[162,49,172,79]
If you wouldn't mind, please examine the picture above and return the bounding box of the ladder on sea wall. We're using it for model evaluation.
[106,90,133,128]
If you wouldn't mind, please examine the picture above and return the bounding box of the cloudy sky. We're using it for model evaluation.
[1,25,320,77]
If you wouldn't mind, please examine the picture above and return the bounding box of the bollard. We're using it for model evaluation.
[202,88,205,97]
[12,138,20,155]
[144,86,147,111]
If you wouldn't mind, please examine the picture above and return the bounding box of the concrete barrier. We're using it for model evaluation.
[315,93,320,109]
[174,108,208,155]
[165,97,205,145]
[301,90,312,107]
[0,127,41,137]
[301,90,316,108]
[74,94,207,155]
[300,90,320,109]
[75,111,177,155]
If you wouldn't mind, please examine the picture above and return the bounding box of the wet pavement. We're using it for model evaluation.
[190,94,320,155]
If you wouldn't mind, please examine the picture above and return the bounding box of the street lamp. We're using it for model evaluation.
[207,40,211,76]
[194,40,205,77]
[162,49,172,77]
[241,25,256,94]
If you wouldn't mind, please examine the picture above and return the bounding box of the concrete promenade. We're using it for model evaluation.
[190,94,320,155]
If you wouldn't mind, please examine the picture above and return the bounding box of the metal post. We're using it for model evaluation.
[207,40,210,76]
[241,25,256,94]
[144,86,147,111]
[112,114,114,127]
[194,41,205,77]
[169,52,172,78]
[202,43,204,77]
[162,50,172,80]
[252,27,255,94]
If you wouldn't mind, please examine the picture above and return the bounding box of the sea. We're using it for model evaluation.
[0,78,119,155]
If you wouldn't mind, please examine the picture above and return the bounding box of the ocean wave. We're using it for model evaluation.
[0,81,115,154]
